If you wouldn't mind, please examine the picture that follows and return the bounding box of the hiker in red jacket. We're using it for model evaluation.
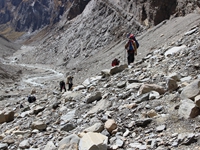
[125,34,138,65]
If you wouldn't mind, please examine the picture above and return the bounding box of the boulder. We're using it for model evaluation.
[104,119,117,133]
[0,110,14,124]
[44,141,56,150]
[79,132,108,150]
[31,120,47,131]
[180,79,200,100]
[195,95,200,107]
[85,92,102,103]
[166,77,178,92]
[138,84,165,95]
[83,122,104,133]
[101,64,128,76]
[59,134,80,149]
[178,99,200,119]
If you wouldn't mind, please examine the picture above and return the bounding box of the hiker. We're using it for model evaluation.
[66,75,73,91]
[112,58,120,67]
[59,80,66,92]
[125,34,138,65]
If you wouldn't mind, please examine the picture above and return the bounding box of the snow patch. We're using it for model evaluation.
[164,45,187,57]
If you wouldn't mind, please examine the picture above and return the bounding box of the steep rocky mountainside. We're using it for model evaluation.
[1,0,200,150]
[0,0,199,32]
[0,0,90,40]
[15,0,200,84]
[0,13,200,150]
[0,0,200,41]
[0,35,21,85]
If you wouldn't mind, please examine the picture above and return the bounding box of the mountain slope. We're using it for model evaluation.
[0,12,200,150]
[0,35,21,85]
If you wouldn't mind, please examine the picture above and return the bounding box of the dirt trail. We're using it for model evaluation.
[1,46,64,88]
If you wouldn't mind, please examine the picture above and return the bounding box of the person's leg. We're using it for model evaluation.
[127,53,131,65]
[64,84,66,92]
[60,81,63,92]
[68,83,73,91]
[130,53,135,63]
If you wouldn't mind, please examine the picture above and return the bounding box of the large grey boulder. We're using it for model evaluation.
[58,134,80,150]
[138,84,165,95]
[180,79,200,100]
[79,132,108,150]
[178,99,200,119]
[101,64,128,76]
[85,91,102,103]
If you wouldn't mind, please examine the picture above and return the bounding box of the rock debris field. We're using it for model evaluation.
[1,14,200,150]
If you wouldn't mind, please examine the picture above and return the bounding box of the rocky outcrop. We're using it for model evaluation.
[1,0,199,35]
[0,0,91,32]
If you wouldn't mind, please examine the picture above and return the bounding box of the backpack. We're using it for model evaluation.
[128,40,135,51]
[112,58,120,66]
[133,37,139,48]
[127,33,139,48]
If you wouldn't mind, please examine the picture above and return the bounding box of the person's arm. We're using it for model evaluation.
[133,41,137,55]
[125,41,129,50]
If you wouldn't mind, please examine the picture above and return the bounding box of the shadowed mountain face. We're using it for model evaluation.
[0,0,91,32]
[0,0,199,34]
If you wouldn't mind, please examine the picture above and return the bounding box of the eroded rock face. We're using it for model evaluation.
[0,0,91,32]
[0,0,199,33]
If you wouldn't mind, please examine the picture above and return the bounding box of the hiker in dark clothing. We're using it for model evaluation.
[125,34,138,65]
[59,80,66,92]
[66,76,73,91]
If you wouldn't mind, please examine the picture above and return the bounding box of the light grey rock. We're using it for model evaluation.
[60,123,75,132]
[178,99,200,119]
[44,141,56,150]
[156,125,166,132]
[31,120,47,131]
[138,84,165,95]
[149,91,160,100]
[126,82,142,90]
[87,99,111,116]
[83,122,104,133]
[180,79,200,100]
[166,77,178,92]
[19,139,30,149]
[135,93,150,104]
[61,110,76,122]
[33,105,45,115]
[168,72,181,81]
[85,91,102,103]
[195,95,200,107]
[79,132,108,150]
[117,81,126,88]
[164,45,187,57]
[0,143,8,150]
[59,134,80,148]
